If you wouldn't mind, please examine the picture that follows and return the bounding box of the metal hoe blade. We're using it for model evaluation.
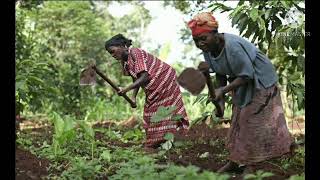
[177,67,206,95]
[79,67,97,86]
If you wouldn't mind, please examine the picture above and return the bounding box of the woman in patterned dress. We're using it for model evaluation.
[105,34,189,148]
[187,12,293,173]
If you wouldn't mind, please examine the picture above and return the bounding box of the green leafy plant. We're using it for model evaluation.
[16,133,33,148]
[151,106,177,123]
[110,156,230,180]
[78,120,96,159]
[36,141,59,160]
[159,165,230,180]
[193,93,210,105]
[50,112,77,157]
[191,90,232,127]
[61,157,103,179]
[244,170,274,180]
[122,128,144,142]
[161,132,175,151]
[107,129,122,140]
[280,146,305,170]
[99,149,112,163]
[288,174,305,180]
[109,156,158,180]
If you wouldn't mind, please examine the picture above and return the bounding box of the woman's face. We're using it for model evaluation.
[107,45,127,61]
[192,32,216,52]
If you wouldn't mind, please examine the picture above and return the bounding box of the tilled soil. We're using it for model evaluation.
[16,147,50,180]
[161,122,303,179]
[16,119,304,180]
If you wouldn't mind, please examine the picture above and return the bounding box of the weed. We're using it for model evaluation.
[244,170,274,180]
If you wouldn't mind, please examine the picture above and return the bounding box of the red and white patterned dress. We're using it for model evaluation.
[124,47,189,147]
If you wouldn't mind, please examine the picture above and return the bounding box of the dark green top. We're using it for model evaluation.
[203,33,278,108]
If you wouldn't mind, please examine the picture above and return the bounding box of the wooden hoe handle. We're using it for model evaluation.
[198,62,223,117]
[94,67,137,108]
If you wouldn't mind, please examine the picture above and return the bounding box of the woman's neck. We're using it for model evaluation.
[210,33,225,58]
[121,50,129,61]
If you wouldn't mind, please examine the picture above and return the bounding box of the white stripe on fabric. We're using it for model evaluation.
[142,50,148,70]
[151,85,179,107]
[148,68,173,100]
[145,62,164,89]
[156,74,177,97]
[147,124,177,132]
[149,56,157,72]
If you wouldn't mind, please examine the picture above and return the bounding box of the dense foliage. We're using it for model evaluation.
[16,1,151,120]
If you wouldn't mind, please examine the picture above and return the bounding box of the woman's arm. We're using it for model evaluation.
[214,76,249,101]
[216,74,227,88]
[198,62,226,117]
[131,76,140,103]
[118,71,149,95]
[215,74,228,99]
[204,74,227,117]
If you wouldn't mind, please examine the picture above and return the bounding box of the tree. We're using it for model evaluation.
[16,2,54,116]
[15,1,152,118]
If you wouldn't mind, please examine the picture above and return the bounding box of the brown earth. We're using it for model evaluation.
[16,118,304,179]
[16,147,50,180]
[161,121,304,180]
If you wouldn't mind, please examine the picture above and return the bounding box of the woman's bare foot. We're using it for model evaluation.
[217,161,239,173]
